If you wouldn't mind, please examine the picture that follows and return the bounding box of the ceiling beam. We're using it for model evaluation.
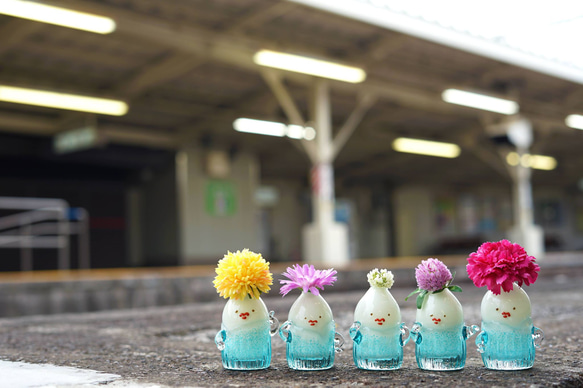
[100,125,178,150]
[14,0,579,143]
[115,53,204,98]
[0,19,43,57]
[331,93,377,160]
[260,69,318,162]
[0,112,57,135]
[226,2,298,33]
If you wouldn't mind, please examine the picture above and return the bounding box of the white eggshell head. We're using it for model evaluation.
[416,289,463,330]
[354,287,401,330]
[481,283,531,327]
[289,292,333,332]
[222,297,269,330]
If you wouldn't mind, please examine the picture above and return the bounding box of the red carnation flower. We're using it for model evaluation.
[466,239,540,295]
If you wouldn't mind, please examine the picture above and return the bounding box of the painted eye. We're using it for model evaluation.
[496,308,499,311]
[304,317,307,320]
[252,309,255,312]
[430,314,433,317]
[513,307,516,310]
[387,314,390,316]
[319,316,322,318]
[444,315,446,317]
[235,310,238,313]
[370,313,373,316]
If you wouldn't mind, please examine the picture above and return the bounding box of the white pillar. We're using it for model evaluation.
[302,80,349,266]
[506,118,544,259]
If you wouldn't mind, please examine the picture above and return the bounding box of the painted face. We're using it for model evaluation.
[416,290,463,330]
[222,297,268,330]
[354,287,401,330]
[289,292,333,332]
[481,284,531,327]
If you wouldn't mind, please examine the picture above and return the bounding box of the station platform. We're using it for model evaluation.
[0,252,580,318]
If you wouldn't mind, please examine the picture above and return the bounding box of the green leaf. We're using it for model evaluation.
[405,288,420,301]
[416,289,428,309]
[432,288,445,294]
[448,285,463,293]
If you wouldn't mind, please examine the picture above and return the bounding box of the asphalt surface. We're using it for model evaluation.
[0,266,582,387]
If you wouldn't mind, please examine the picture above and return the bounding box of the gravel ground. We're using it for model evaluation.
[0,268,582,387]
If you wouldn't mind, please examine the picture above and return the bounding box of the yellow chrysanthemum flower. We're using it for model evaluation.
[213,249,273,300]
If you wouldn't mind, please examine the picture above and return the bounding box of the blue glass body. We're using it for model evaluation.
[412,322,475,371]
[350,322,409,370]
[476,319,543,370]
[215,320,271,370]
[279,320,337,370]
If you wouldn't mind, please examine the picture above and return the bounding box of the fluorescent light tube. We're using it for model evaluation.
[0,0,116,34]
[253,50,366,83]
[566,114,583,130]
[528,155,557,170]
[286,124,305,139]
[0,86,128,116]
[442,89,519,115]
[392,137,461,158]
[506,152,557,170]
[234,118,287,137]
[234,118,316,140]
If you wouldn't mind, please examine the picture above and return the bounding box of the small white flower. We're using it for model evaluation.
[367,268,394,289]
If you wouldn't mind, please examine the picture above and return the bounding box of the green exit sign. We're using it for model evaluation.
[54,126,104,154]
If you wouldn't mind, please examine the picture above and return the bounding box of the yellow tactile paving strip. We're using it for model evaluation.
[0,255,468,284]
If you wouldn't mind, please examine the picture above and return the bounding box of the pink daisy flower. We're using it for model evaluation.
[466,239,540,295]
[279,264,337,296]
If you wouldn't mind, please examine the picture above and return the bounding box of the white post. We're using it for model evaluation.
[506,118,545,259]
[302,79,349,266]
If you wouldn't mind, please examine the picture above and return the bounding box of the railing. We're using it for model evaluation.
[0,197,90,271]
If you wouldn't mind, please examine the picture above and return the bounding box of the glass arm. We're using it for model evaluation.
[215,329,226,351]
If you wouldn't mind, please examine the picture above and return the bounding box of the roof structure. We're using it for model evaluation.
[1,0,582,187]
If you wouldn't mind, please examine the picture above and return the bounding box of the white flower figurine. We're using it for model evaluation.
[350,269,409,370]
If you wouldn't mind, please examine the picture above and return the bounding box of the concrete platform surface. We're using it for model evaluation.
[0,265,582,387]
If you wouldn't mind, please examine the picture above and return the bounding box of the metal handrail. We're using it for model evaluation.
[0,197,90,271]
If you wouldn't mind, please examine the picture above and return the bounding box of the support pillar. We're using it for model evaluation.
[302,80,349,266]
[259,70,375,266]
[506,118,544,259]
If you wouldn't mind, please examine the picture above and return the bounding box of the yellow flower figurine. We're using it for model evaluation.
[213,249,278,370]
[213,249,273,300]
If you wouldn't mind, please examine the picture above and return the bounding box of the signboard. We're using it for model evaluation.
[53,126,104,154]
[205,180,237,217]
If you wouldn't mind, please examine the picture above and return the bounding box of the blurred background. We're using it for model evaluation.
[1,0,583,276]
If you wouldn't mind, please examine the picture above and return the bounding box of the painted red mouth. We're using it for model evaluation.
[432,318,441,325]
[308,320,318,326]
[239,312,250,320]
[502,311,511,318]
[375,318,385,325]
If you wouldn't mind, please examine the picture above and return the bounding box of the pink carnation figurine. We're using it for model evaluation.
[469,240,544,370]
[466,239,540,295]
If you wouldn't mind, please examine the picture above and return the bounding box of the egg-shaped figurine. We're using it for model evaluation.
[468,240,543,370]
[408,259,479,371]
[279,264,344,370]
[350,269,410,370]
[213,250,278,370]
